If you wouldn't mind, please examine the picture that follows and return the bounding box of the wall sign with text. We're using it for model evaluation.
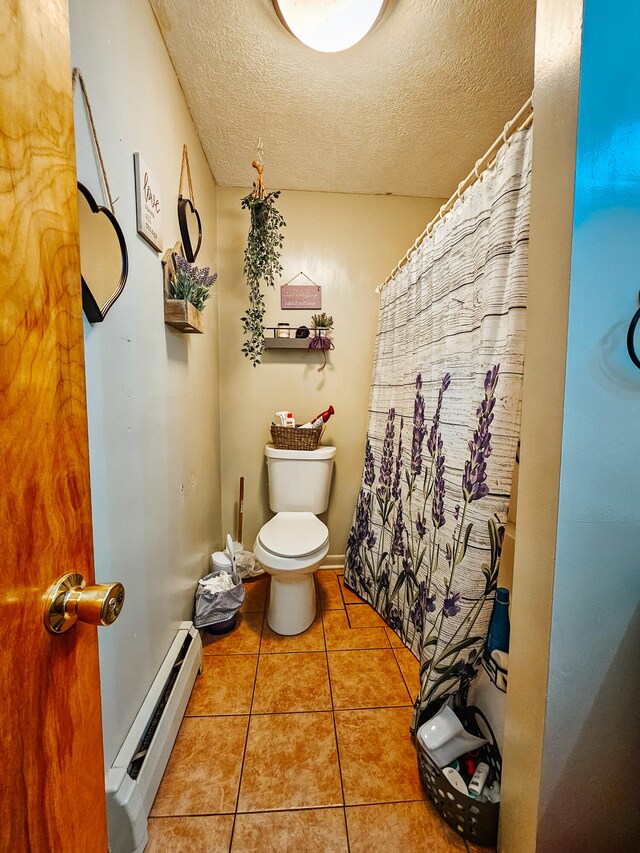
[133,153,162,252]
[280,284,322,310]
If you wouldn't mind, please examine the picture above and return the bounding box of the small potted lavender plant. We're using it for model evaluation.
[164,253,218,334]
[311,312,333,337]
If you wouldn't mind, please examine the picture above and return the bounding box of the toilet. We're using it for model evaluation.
[254,444,336,635]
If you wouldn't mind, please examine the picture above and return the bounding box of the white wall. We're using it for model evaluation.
[217,187,444,554]
[69,0,222,768]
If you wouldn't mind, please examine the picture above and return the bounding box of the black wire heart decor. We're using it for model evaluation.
[177,195,202,262]
[72,70,128,324]
[77,182,129,324]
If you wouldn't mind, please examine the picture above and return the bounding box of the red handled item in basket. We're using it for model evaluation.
[300,405,334,429]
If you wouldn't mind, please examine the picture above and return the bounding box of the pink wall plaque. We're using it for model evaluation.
[280,284,322,310]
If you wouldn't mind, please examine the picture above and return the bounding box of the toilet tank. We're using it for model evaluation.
[265,445,336,513]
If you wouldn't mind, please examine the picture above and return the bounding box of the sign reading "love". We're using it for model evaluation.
[134,152,162,252]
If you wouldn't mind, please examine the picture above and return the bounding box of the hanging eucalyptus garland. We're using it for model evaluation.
[240,161,286,366]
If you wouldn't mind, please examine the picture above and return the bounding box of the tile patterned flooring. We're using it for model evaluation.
[147,569,484,852]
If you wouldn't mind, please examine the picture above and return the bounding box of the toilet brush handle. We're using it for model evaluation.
[226,533,237,572]
[237,477,244,544]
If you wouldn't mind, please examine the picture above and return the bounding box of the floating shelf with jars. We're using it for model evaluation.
[263,326,331,349]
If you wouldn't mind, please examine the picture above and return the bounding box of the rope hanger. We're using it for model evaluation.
[179,144,196,206]
[251,137,265,199]
[281,271,321,289]
[72,68,116,213]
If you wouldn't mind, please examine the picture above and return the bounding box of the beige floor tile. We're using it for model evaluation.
[202,612,263,655]
[238,712,342,812]
[323,609,390,651]
[261,611,325,653]
[185,655,258,716]
[241,576,269,612]
[385,627,405,648]
[335,707,425,805]
[231,808,348,852]
[151,716,248,815]
[393,646,421,698]
[252,652,331,713]
[328,649,411,709]
[316,570,344,610]
[338,574,362,604]
[346,801,467,852]
[346,603,387,628]
[146,815,234,853]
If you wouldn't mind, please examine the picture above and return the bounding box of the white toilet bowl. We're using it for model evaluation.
[254,511,329,635]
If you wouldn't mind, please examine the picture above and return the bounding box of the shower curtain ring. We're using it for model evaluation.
[503,122,511,146]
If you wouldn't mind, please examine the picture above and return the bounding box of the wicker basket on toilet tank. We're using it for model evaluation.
[270,424,323,451]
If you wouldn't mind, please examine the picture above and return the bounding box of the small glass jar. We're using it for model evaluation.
[276,323,290,338]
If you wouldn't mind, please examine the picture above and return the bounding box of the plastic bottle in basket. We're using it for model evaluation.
[300,405,334,429]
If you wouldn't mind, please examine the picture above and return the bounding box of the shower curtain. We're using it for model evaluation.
[345,127,531,716]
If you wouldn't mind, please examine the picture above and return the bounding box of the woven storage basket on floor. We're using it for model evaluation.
[417,705,501,847]
[270,424,323,451]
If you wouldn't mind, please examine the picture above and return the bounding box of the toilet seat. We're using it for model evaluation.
[254,511,330,635]
[258,511,328,558]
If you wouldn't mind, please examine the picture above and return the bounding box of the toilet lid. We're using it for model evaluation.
[258,512,329,558]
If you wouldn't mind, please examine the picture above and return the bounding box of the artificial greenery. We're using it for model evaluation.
[169,255,217,312]
[241,188,286,366]
[311,312,333,329]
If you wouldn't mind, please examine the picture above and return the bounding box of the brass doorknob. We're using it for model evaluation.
[44,572,125,634]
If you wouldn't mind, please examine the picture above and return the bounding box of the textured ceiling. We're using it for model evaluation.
[150,0,535,197]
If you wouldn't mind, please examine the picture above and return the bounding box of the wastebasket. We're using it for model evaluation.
[194,570,245,635]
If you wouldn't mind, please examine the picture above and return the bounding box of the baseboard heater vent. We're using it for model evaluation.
[106,621,202,853]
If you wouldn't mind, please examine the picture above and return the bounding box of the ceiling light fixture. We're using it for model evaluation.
[272,0,388,53]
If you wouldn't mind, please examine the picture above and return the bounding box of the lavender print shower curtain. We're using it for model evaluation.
[345,127,531,716]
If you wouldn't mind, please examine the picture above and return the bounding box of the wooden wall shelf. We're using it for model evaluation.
[264,337,311,349]
[164,299,204,333]
[161,241,204,334]
[263,327,330,350]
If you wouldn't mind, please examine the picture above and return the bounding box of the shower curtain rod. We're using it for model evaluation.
[376,95,533,294]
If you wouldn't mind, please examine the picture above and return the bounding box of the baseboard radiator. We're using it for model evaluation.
[106,621,202,853]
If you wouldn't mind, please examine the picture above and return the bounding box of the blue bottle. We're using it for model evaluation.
[485,587,510,657]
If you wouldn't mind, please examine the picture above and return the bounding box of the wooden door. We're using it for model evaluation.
[0,1,108,850]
